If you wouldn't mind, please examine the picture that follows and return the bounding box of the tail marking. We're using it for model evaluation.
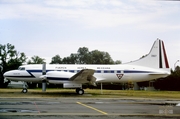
[159,40,162,68]
[162,41,169,68]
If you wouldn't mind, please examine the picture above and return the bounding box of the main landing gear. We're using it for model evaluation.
[75,88,84,95]
[22,82,28,93]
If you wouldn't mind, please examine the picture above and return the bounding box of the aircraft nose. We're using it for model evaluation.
[3,70,16,77]
[3,71,8,77]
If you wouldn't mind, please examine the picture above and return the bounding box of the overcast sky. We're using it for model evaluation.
[0,0,180,68]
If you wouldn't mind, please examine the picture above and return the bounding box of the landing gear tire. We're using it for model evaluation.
[75,88,84,95]
[22,88,28,93]
[76,88,80,93]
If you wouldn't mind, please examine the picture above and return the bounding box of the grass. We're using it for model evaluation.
[86,89,180,99]
[0,88,180,99]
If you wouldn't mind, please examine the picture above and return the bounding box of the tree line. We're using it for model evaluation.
[0,43,180,91]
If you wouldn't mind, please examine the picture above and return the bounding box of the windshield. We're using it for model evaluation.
[18,67,25,70]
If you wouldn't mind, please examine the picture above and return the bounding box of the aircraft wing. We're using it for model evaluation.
[69,69,96,82]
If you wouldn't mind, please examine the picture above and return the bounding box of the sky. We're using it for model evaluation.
[0,0,180,68]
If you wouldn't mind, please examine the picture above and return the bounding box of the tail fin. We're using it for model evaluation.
[127,39,169,69]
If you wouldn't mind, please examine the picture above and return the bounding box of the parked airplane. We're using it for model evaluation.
[3,39,170,94]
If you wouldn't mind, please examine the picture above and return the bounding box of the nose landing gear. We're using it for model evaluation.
[22,88,28,93]
[22,82,28,93]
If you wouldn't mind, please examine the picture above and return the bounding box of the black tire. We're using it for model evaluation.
[76,88,80,93]
[22,88,28,93]
[78,89,84,95]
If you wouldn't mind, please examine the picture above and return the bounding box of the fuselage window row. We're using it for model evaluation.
[57,70,122,73]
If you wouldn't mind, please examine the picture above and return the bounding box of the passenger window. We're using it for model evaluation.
[104,70,114,73]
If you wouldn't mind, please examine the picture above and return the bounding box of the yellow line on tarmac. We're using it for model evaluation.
[77,102,108,115]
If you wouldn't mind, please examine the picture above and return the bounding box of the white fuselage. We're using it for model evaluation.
[4,64,170,84]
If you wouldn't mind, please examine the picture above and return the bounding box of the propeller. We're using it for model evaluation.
[42,62,46,92]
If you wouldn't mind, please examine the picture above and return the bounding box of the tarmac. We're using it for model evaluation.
[0,97,180,119]
[1,84,180,119]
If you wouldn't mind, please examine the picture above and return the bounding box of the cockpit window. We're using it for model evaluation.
[18,67,25,70]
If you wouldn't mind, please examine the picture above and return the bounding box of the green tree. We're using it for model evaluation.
[77,47,90,64]
[50,55,62,64]
[0,43,27,87]
[0,43,27,70]
[90,50,114,64]
[114,60,122,64]
[62,57,71,64]
[60,47,118,64]
[62,53,77,64]
[8,52,27,70]
[27,55,45,64]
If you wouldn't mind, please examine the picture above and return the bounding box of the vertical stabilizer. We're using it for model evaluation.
[127,39,169,69]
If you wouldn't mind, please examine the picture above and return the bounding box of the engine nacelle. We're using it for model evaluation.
[46,71,74,78]
[63,83,82,88]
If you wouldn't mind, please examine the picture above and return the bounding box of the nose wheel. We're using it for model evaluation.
[75,88,84,95]
[22,88,28,93]
[22,82,28,93]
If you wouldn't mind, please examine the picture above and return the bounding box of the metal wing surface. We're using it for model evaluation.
[69,69,95,82]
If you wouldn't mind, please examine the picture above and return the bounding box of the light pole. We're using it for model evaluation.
[174,60,179,71]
